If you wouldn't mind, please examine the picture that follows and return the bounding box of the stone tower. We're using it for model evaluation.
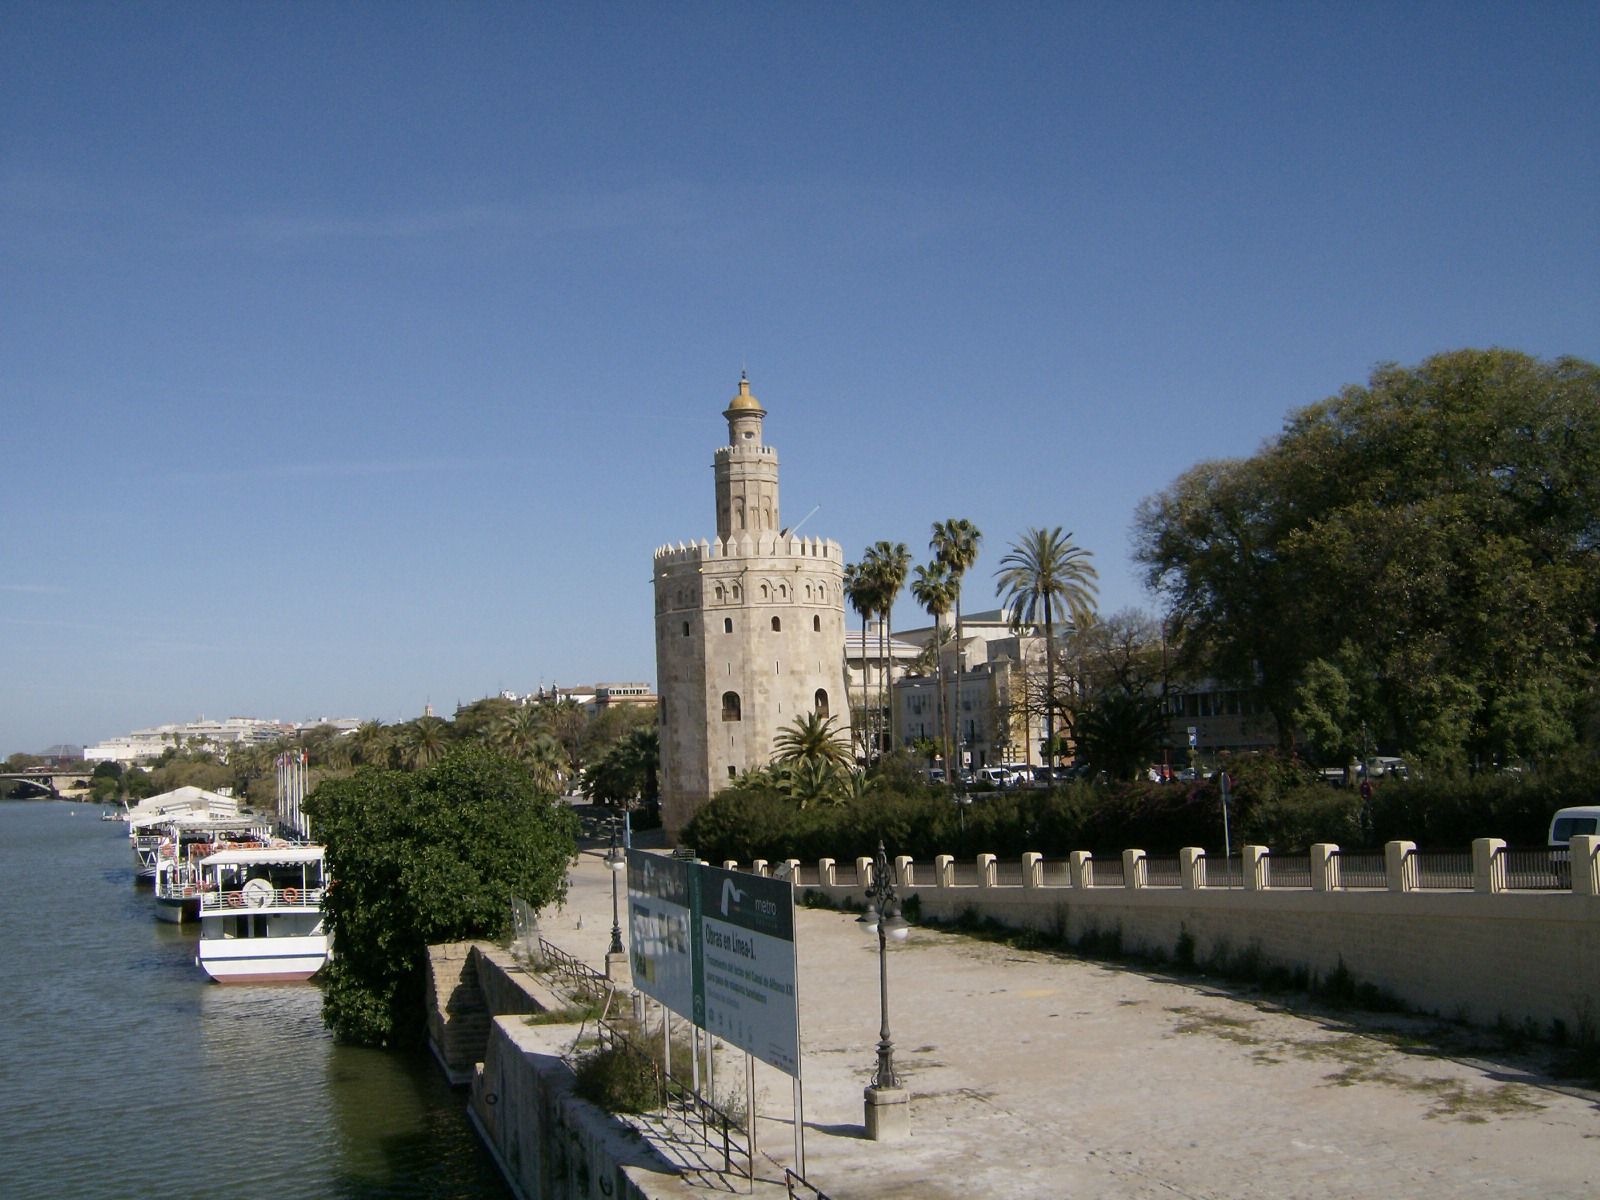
[653,375,850,838]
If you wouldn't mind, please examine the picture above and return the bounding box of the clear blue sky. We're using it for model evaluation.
[4,2,1596,756]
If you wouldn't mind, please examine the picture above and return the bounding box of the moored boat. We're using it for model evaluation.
[152,818,275,923]
[194,845,330,983]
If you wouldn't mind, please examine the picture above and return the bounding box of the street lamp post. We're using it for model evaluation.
[603,815,626,976]
[858,840,910,1140]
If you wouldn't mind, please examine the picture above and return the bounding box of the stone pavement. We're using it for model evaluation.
[545,830,1599,1199]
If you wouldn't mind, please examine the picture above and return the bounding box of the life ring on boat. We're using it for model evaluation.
[227,891,244,907]
[283,887,300,905]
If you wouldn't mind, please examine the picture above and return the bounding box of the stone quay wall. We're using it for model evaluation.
[747,835,1600,1036]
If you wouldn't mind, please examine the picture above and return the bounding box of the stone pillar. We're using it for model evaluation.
[1242,845,1269,891]
[934,854,954,888]
[1122,849,1147,889]
[1179,847,1206,890]
[894,855,914,889]
[977,853,996,888]
[818,858,836,887]
[1384,840,1417,893]
[784,859,802,885]
[1570,835,1600,897]
[864,1084,911,1141]
[752,859,768,877]
[723,860,739,871]
[1472,838,1506,894]
[1021,852,1042,889]
[1311,843,1341,892]
[1069,851,1093,890]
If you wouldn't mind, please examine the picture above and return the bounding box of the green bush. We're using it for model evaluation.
[574,1044,662,1114]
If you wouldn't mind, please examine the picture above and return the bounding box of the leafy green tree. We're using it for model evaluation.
[995,527,1099,767]
[583,726,659,808]
[305,744,578,1047]
[1135,349,1600,768]
[1073,688,1168,781]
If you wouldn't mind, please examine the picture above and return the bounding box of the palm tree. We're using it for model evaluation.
[772,711,853,770]
[995,527,1099,769]
[931,518,982,776]
[863,540,911,766]
[910,560,957,781]
[843,561,877,764]
[351,721,394,769]
[397,715,450,770]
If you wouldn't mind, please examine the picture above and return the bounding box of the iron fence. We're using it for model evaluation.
[1333,851,1387,889]
[1144,856,1182,888]
[1090,858,1126,888]
[1414,850,1473,890]
[1267,854,1312,889]
[1500,846,1564,890]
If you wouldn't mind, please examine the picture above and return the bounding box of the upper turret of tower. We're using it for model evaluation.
[724,372,766,446]
[714,372,780,540]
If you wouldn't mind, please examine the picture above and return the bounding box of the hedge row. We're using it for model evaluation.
[681,760,1591,866]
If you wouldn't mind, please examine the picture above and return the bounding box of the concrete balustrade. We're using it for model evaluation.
[895,854,914,888]
[1311,843,1340,892]
[1070,850,1093,890]
[1574,835,1600,897]
[1180,847,1206,890]
[934,854,954,888]
[1243,845,1268,890]
[751,858,768,876]
[855,856,874,886]
[1123,848,1147,889]
[1385,840,1417,892]
[977,853,996,888]
[817,857,835,886]
[1472,839,1506,894]
[1022,851,1043,889]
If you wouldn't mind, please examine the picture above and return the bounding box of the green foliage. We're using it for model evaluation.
[304,744,578,1047]
[684,754,1586,862]
[573,1044,662,1114]
[1072,688,1167,781]
[1136,349,1600,766]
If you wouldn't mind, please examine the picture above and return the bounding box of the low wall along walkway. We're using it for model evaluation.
[749,834,1600,1036]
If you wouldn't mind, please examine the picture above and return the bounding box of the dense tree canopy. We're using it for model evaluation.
[305,744,578,1047]
[1134,349,1600,768]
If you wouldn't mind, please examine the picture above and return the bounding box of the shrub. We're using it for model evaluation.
[574,1044,662,1114]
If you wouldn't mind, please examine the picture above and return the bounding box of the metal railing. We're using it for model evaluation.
[537,936,614,1006]
[1499,847,1565,890]
[198,885,325,912]
[1266,854,1312,889]
[1414,850,1473,890]
[786,1167,835,1200]
[1332,851,1387,889]
[1144,856,1182,888]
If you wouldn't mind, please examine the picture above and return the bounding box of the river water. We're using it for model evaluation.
[0,801,512,1200]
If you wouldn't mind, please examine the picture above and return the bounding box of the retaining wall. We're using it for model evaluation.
[783,837,1600,1035]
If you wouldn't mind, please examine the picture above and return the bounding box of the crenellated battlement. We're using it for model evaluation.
[653,533,841,567]
[713,443,778,461]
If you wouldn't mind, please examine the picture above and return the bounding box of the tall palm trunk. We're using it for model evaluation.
[1043,593,1056,767]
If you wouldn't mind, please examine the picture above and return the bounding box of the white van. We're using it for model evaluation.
[1547,806,1600,885]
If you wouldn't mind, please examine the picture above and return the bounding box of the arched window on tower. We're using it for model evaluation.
[760,583,769,601]
[813,615,821,632]
[724,617,733,633]
[771,616,781,632]
[722,692,742,722]
[814,689,829,719]
[732,584,742,601]
[715,584,725,602]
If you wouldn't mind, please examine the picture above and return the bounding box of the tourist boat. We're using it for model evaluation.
[194,845,331,982]
[126,787,241,881]
[152,819,275,924]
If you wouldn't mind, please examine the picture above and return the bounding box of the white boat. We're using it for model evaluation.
[126,788,242,881]
[152,819,275,924]
[194,845,331,983]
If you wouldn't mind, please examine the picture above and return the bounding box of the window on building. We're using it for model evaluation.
[715,584,725,602]
[682,621,690,637]
[732,584,741,601]
[814,689,829,718]
[722,692,741,722]
[771,616,781,632]
[724,617,733,633]
[729,765,738,778]
[813,615,821,632]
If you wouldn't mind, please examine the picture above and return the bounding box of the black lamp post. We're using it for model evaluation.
[856,840,908,1091]
[604,815,625,958]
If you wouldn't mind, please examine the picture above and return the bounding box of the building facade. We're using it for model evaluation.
[653,376,849,836]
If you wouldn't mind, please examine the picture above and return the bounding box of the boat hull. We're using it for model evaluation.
[196,933,329,984]
[154,895,200,924]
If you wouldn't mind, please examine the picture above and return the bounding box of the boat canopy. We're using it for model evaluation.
[201,845,325,867]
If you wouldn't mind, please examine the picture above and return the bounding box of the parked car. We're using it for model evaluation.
[1548,805,1600,887]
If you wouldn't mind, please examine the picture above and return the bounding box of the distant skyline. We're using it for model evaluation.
[4,2,1597,755]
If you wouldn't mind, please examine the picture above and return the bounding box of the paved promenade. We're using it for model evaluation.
[547,829,1598,1199]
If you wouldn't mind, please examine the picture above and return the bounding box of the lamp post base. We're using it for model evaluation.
[863,1085,911,1141]
[604,949,628,980]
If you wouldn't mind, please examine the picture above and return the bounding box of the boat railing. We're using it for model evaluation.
[199,885,326,913]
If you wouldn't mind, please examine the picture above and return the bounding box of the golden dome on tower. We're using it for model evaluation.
[725,372,764,414]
